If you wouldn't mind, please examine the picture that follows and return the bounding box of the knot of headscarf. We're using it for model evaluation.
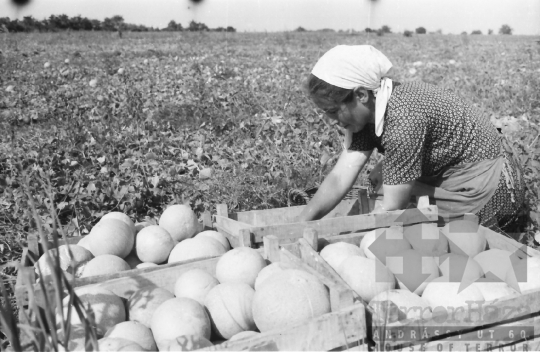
[311,45,393,139]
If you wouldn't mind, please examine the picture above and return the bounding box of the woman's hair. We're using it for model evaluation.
[303,74,355,104]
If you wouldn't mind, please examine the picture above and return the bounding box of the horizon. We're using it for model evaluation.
[1,0,539,35]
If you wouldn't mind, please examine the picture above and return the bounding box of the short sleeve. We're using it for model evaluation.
[348,124,379,152]
[382,110,428,185]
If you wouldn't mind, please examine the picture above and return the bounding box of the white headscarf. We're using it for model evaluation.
[311,45,393,146]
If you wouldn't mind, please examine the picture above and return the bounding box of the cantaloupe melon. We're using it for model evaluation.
[386,249,440,295]
[168,236,227,264]
[162,335,213,351]
[252,269,330,332]
[229,331,260,341]
[473,249,514,280]
[128,286,174,328]
[35,244,93,280]
[369,289,432,323]
[204,283,256,339]
[77,236,92,251]
[136,225,175,264]
[215,247,266,288]
[505,256,540,293]
[254,262,287,291]
[87,218,134,258]
[403,223,449,256]
[320,242,364,272]
[136,262,158,269]
[150,297,211,351]
[174,269,219,305]
[337,256,395,302]
[104,321,156,351]
[101,212,136,236]
[360,227,412,264]
[438,253,484,283]
[159,204,200,243]
[422,276,485,311]
[472,278,519,301]
[81,254,130,277]
[134,221,152,234]
[195,230,231,250]
[56,326,86,352]
[97,337,144,351]
[59,286,125,336]
[441,220,486,257]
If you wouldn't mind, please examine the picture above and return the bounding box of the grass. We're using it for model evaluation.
[0,30,539,349]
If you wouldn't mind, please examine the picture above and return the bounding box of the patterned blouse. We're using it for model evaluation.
[349,81,501,185]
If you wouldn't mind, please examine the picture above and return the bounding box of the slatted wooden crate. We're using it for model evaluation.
[304,212,540,352]
[215,195,435,248]
[18,231,368,351]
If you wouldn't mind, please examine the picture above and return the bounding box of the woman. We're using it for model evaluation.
[297,45,525,232]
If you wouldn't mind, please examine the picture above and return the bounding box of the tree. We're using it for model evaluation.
[364,28,374,33]
[226,26,236,32]
[488,29,493,35]
[294,26,307,32]
[380,25,391,34]
[415,27,426,34]
[188,20,208,32]
[499,24,512,35]
[166,20,182,31]
[403,30,413,37]
[471,30,482,35]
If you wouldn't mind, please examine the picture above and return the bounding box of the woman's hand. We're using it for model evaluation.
[369,160,384,194]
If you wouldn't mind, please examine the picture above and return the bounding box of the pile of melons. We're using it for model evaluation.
[56,246,332,351]
[35,204,229,281]
[320,220,540,324]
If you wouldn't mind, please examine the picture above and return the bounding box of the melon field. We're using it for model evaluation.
[0,30,540,346]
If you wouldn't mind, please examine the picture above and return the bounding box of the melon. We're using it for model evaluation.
[59,286,125,336]
[128,286,174,328]
[134,221,152,234]
[386,249,440,295]
[150,297,211,351]
[136,262,158,269]
[87,218,134,258]
[195,230,231,250]
[56,326,86,352]
[472,278,519,301]
[438,253,484,283]
[97,337,144,351]
[174,269,219,305]
[505,256,540,293]
[162,335,213,351]
[101,212,136,236]
[337,256,395,302]
[252,269,330,332]
[159,204,200,243]
[215,247,267,288]
[204,283,256,339]
[320,242,364,271]
[229,331,260,341]
[81,255,130,277]
[441,220,486,257]
[422,276,485,311]
[403,223,449,256]
[104,321,156,351]
[136,225,175,264]
[35,244,93,280]
[77,236,92,251]
[360,227,412,264]
[473,249,514,280]
[168,237,227,264]
[254,262,287,291]
[369,289,432,323]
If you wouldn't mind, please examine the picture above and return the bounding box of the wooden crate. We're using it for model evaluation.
[19,232,368,352]
[15,212,215,312]
[215,195,436,248]
[309,212,540,352]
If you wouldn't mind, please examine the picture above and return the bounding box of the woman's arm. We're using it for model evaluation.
[373,181,415,212]
[297,149,372,222]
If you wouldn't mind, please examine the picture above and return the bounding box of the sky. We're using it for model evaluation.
[2,0,539,35]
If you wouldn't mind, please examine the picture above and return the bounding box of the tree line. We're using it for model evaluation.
[0,15,236,33]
